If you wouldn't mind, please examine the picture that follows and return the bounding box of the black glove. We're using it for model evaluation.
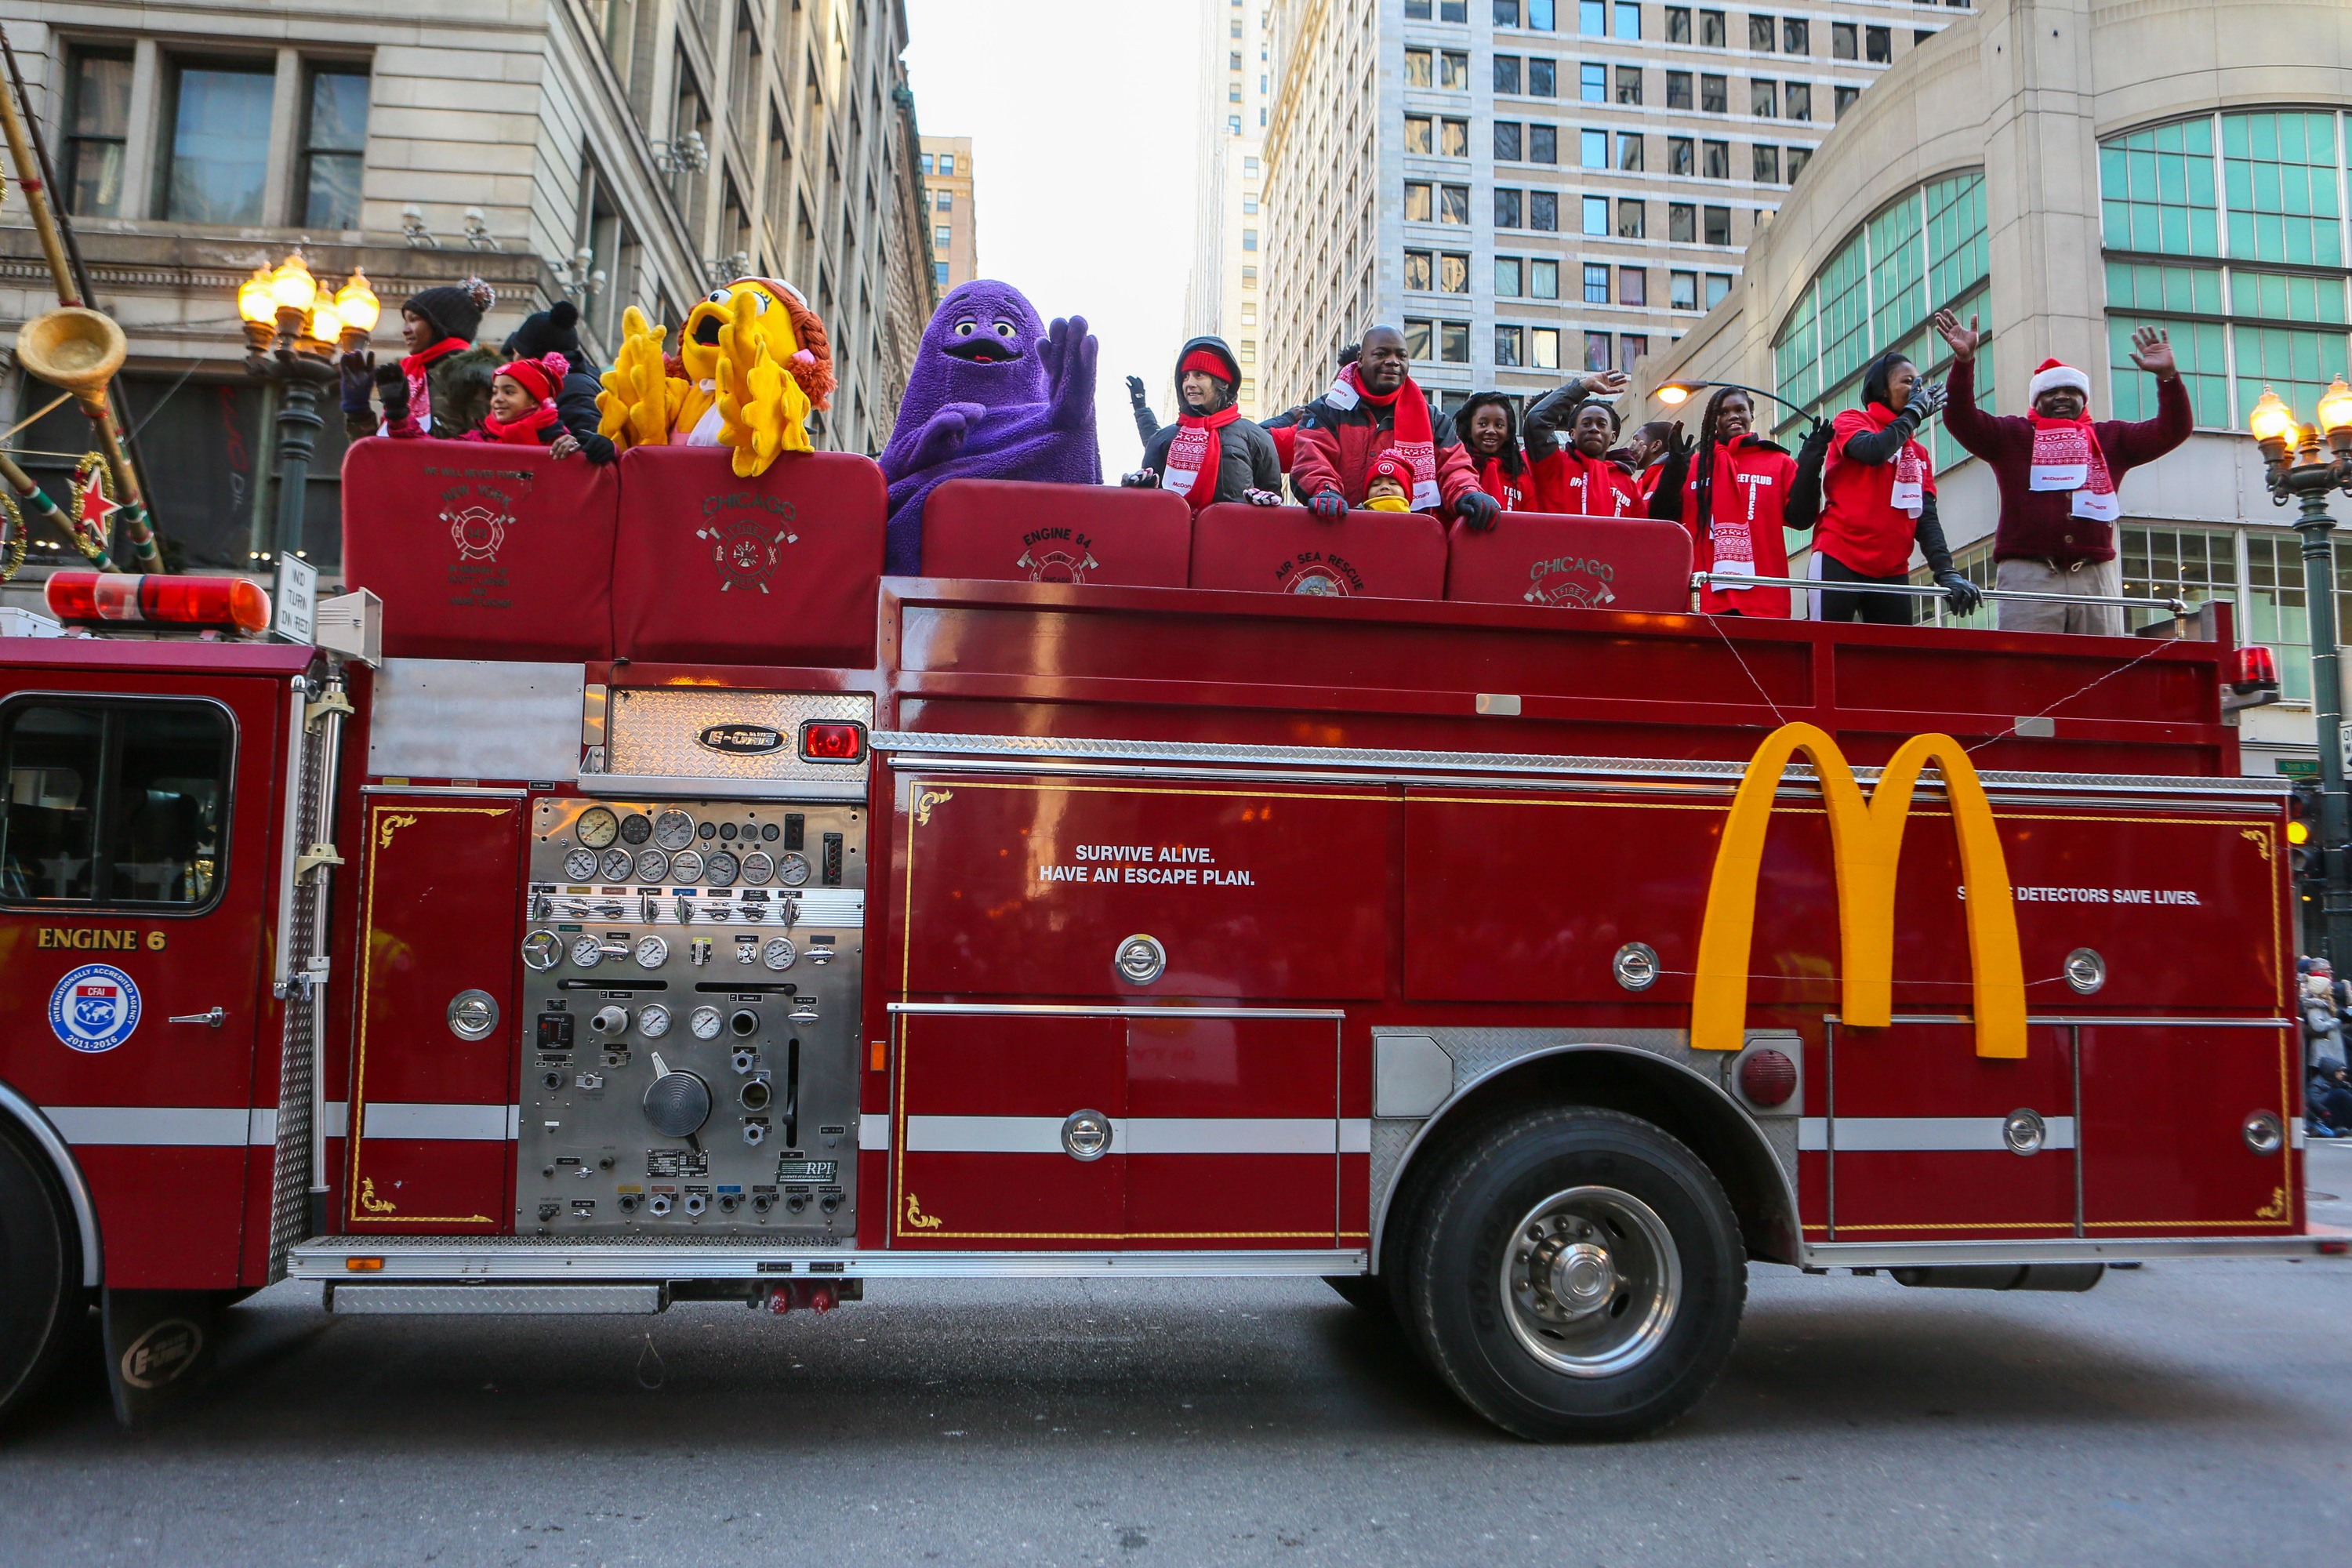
[1125,375,1149,410]
[1308,488,1348,521]
[1664,421,1693,460]
[1242,488,1283,507]
[1119,468,1159,488]
[1454,490,1501,532]
[372,361,410,424]
[339,350,377,419]
[1936,571,1982,615]
[1908,380,1950,423]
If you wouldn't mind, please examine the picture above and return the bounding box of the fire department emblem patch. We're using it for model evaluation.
[49,963,141,1053]
[1276,550,1365,596]
[1524,553,1619,610]
[1016,543,1098,583]
[698,514,797,593]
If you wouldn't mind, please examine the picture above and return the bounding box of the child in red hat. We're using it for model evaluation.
[1362,451,1415,511]
[461,352,583,456]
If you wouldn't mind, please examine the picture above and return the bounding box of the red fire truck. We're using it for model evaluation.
[0,441,2336,1440]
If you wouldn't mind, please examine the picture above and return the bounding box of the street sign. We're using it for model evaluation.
[2278,757,2320,779]
[274,554,317,644]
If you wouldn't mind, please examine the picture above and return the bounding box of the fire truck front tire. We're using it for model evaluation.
[1406,1108,1745,1441]
[0,1123,82,1422]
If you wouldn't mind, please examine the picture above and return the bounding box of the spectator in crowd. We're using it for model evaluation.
[1525,371,1639,516]
[1120,337,1282,510]
[1450,393,1537,513]
[1809,350,1981,622]
[456,353,583,455]
[2305,958,2352,1137]
[502,300,615,464]
[1931,310,2191,635]
[1648,386,1820,616]
[1617,420,1675,506]
[1292,325,1496,528]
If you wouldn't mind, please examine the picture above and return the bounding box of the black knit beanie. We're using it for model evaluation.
[403,277,496,343]
[504,299,586,365]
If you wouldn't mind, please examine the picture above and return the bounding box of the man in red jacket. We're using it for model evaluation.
[1290,325,1496,528]
[1931,310,2192,636]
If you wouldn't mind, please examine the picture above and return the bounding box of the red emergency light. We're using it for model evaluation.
[45,571,271,636]
[798,720,866,763]
[2230,644,2281,695]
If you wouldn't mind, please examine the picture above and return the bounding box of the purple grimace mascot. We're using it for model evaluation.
[878,279,1099,572]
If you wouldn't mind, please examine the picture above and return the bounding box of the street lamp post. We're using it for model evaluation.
[238,255,379,564]
[2251,378,2352,970]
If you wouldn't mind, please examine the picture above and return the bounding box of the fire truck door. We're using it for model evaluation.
[1823,1020,2077,1243]
[1123,1013,1339,1248]
[2078,1023,2298,1235]
[0,685,275,1288]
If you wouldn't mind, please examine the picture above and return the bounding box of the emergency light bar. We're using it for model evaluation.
[45,571,272,635]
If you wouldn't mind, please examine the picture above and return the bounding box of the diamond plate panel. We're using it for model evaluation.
[608,690,874,782]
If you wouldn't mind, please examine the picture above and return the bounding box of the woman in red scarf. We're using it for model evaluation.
[459,354,583,455]
[1122,336,1281,510]
[1647,387,1819,617]
[1450,393,1535,511]
[1809,350,1982,622]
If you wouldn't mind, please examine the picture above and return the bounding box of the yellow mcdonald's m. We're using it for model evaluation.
[1693,722,2026,1060]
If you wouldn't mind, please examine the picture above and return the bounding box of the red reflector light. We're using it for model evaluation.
[2232,644,2281,692]
[799,720,866,762]
[45,571,270,636]
[1738,1047,1798,1109]
[2319,1240,2349,1257]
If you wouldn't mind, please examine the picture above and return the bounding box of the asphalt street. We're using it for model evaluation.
[5,1145,2350,1568]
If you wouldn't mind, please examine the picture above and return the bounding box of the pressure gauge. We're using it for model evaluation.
[599,848,635,884]
[637,1003,671,1039]
[569,935,607,968]
[653,810,696,851]
[520,930,561,971]
[575,807,620,848]
[619,812,652,845]
[739,851,775,886]
[561,847,600,881]
[762,936,797,971]
[670,850,705,884]
[633,848,670,884]
[704,850,740,887]
[634,934,670,970]
[688,1005,724,1040]
[775,851,811,887]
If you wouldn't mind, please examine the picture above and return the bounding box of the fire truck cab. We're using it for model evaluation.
[0,441,2335,1439]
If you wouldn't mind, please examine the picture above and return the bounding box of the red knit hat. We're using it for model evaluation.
[495,351,569,404]
[1368,452,1414,487]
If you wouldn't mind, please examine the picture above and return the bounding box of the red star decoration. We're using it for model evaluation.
[77,475,120,532]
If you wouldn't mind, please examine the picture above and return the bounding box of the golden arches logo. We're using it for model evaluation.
[1693,722,2026,1060]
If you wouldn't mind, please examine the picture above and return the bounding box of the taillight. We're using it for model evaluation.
[2231,644,2281,694]
[45,571,270,635]
[798,720,866,762]
[1738,1047,1798,1109]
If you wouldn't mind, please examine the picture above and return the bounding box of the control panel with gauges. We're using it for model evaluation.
[514,797,865,1237]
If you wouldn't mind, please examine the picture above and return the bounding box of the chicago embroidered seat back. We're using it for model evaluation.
[340,435,622,662]
[1443,512,1694,614]
[920,478,1192,587]
[610,445,887,668]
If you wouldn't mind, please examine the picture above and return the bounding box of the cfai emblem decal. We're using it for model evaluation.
[49,963,141,1054]
[1275,550,1364,597]
[1524,553,1619,609]
[1015,526,1099,584]
[441,482,519,563]
[698,492,799,593]
[698,724,787,755]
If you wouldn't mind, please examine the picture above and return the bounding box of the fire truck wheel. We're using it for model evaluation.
[1406,1108,1744,1441]
[0,1123,81,1423]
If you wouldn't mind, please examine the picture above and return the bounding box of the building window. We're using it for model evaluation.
[1580,0,1605,33]
[1832,21,1857,59]
[1440,320,1472,362]
[1866,26,1892,63]
[1530,57,1558,96]
[1754,143,1781,183]
[1406,249,1435,290]
[934,261,948,287]
[1615,2,1641,38]
[1617,198,1645,237]
[1245,157,1260,176]
[1440,50,1472,89]
[920,152,933,172]
[1706,270,1733,306]
[1618,132,1643,171]
[938,191,953,211]
[1784,17,1809,53]
[1240,339,1257,362]
[1623,334,1650,363]
[1786,82,1812,122]
[1584,331,1613,371]
[1243,227,1259,249]
[1441,117,1471,156]
[1579,128,1606,168]
[1404,318,1435,359]
[1671,269,1700,309]
[1668,202,1696,241]
[1496,256,1523,296]
[1243,266,1258,287]
[1531,191,1560,230]
[163,60,277,224]
[1441,0,1469,19]
[1531,125,1559,163]
[1788,146,1811,183]
[1749,14,1775,51]
[1532,326,1562,368]
[1438,183,1472,223]
[1700,9,1727,47]
[1620,267,1647,306]
[1751,79,1777,118]
[1406,49,1433,88]
[1495,187,1524,227]
[1406,180,1435,221]
[1703,140,1729,179]
[1704,205,1732,245]
[1700,74,1727,114]
[1494,0,1519,24]
[62,49,132,218]
[1530,0,1556,27]
[1243,194,1258,214]
[1582,194,1609,235]
[1440,252,1471,292]
[940,153,956,175]
[1494,121,1523,161]
[1666,7,1691,44]
[1669,136,1694,175]
[1241,305,1257,325]
[1496,324,1524,367]
[1406,114,1434,154]
[1406,0,1432,15]
[1835,85,1860,119]
[1584,263,1610,303]
[1229,82,1242,103]
[935,225,952,249]
[1665,72,1693,111]
[1496,55,1523,93]
[1615,67,1642,104]
[1531,258,1560,299]
[1581,63,1606,103]
[1228,115,1241,135]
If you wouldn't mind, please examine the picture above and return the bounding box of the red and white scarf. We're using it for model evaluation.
[1700,439,1773,581]
[399,336,470,432]
[1163,403,1241,509]
[1324,364,1439,510]
[2027,414,2118,522]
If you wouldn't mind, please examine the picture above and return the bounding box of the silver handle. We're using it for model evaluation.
[1692,572,2190,613]
[169,1007,226,1028]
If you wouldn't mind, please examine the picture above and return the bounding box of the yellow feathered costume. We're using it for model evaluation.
[596,278,836,477]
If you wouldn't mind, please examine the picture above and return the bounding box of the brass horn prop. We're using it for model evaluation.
[15,306,126,409]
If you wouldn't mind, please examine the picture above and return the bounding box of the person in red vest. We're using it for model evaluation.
[1647,386,1820,616]
[1932,309,2190,635]
[1808,350,1982,622]
[1291,325,1494,527]
[1120,336,1282,510]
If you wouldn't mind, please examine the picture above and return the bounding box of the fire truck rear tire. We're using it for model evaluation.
[1406,1108,1745,1441]
[0,1123,81,1423]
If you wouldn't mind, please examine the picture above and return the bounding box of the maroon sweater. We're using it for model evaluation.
[1941,356,2192,565]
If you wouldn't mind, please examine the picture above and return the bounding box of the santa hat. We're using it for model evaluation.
[2028,358,2092,403]
[494,352,568,404]
[1367,452,1414,487]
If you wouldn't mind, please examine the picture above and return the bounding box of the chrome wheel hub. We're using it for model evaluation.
[1501,1185,1681,1377]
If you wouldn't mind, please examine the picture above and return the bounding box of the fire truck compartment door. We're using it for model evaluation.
[2078,1023,2297,1236]
[895,776,1389,1000]
[891,1011,1341,1249]
[345,794,526,1233]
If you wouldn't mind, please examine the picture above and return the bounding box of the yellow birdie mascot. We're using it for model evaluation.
[595,278,836,476]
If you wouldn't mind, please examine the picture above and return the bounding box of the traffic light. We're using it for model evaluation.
[2290,779,2321,893]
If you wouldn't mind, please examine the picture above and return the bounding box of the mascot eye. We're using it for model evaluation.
[744,293,768,314]
[706,289,729,305]
[993,321,1018,339]
[952,320,978,337]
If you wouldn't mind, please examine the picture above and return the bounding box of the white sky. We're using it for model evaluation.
[902,0,1201,466]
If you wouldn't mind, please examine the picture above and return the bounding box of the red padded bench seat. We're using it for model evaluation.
[610,445,886,667]
[339,436,621,661]
[1189,503,1448,599]
[920,478,1192,586]
[1445,511,1694,614]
